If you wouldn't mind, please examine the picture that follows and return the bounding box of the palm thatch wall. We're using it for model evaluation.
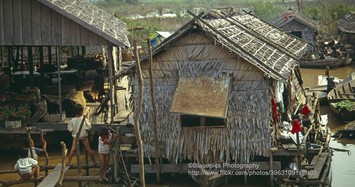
[134,33,273,164]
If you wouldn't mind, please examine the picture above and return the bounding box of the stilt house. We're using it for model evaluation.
[338,12,355,59]
[134,9,309,164]
[272,10,318,52]
[0,0,131,126]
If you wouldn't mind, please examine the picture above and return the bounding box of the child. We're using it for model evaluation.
[23,138,46,161]
[66,104,97,166]
[14,148,44,180]
[98,127,118,182]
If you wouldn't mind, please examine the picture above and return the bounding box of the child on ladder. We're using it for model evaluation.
[98,127,118,182]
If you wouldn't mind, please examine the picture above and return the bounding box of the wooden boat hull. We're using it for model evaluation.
[300,56,352,69]
[329,102,355,121]
[327,72,355,121]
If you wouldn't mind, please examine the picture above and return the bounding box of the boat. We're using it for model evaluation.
[299,54,352,69]
[304,75,343,104]
[332,120,355,139]
[327,73,355,121]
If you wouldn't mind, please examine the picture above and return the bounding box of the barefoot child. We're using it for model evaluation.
[98,127,118,182]
[14,148,44,180]
[66,104,97,166]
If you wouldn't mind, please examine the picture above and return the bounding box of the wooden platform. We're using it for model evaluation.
[307,152,329,180]
[38,164,70,187]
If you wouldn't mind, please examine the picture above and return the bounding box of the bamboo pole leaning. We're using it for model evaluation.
[133,40,146,187]
[75,115,87,187]
[147,39,161,182]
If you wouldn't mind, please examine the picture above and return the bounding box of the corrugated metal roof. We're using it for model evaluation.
[38,0,130,47]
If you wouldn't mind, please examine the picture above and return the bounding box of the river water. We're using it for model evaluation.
[1,65,355,187]
[300,64,355,187]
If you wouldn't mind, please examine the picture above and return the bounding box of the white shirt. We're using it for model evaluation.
[67,116,91,138]
[98,133,112,154]
[14,157,38,174]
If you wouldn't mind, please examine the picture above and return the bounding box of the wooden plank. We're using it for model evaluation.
[51,10,61,45]
[80,27,89,45]
[0,0,4,44]
[70,20,80,45]
[31,0,41,45]
[13,0,22,44]
[88,30,98,46]
[98,35,109,45]
[3,0,13,44]
[41,3,51,45]
[61,16,71,45]
[38,164,70,187]
[308,152,329,180]
[21,0,31,45]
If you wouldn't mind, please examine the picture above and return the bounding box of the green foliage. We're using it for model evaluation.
[0,105,31,121]
[94,0,355,45]
[304,1,355,36]
[335,100,355,111]
[247,1,282,21]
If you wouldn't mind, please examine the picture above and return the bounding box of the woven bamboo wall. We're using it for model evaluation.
[134,32,272,164]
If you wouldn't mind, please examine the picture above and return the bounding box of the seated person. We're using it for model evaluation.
[14,148,44,180]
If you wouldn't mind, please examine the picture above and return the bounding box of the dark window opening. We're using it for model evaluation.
[290,31,302,39]
[181,115,226,127]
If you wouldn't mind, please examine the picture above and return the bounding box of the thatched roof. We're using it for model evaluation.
[141,9,308,82]
[338,12,355,34]
[272,10,318,31]
[38,0,130,47]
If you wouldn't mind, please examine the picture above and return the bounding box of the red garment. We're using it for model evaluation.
[272,98,278,123]
[291,119,302,134]
[101,132,111,144]
[301,105,312,116]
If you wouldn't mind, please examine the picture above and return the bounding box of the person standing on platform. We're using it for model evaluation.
[66,104,97,166]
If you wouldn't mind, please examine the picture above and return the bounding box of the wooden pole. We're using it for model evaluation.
[39,46,44,88]
[58,141,67,186]
[107,45,115,123]
[75,115,87,187]
[147,39,161,182]
[133,40,146,187]
[40,130,49,176]
[28,46,34,88]
[119,149,132,185]
[85,151,89,176]
[269,151,274,186]
[56,46,62,119]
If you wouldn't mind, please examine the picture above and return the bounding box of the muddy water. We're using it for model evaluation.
[1,65,355,187]
[301,64,355,187]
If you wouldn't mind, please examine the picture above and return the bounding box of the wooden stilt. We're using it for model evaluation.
[133,40,146,187]
[147,39,161,183]
[75,115,87,187]
[119,149,132,185]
